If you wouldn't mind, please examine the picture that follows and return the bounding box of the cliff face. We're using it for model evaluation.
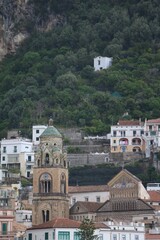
[0,0,63,60]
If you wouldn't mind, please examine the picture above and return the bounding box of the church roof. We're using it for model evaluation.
[107,169,141,187]
[97,198,154,213]
[69,185,109,193]
[40,120,62,138]
[70,201,102,213]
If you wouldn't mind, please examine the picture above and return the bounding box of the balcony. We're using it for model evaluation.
[132,138,141,145]
[119,138,129,145]
[0,231,14,239]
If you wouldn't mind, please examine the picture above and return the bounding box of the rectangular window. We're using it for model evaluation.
[149,125,152,130]
[28,233,32,240]
[133,130,136,136]
[121,131,125,137]
[53,231,55,240]
[28,156,31,161]
[45,232,49,240]
[122,235,126,240]
[36,137,39,141]
[58,231,70,240]
[74,232,80,240]
[113,131,116,137]
[135,235,139,240]
[27,172,30,178]
[2,223,7,235]
[36,129,39,134]
[3,147,6,153]
[113,234,117,240]
[141,130,144,135]
[2,156,5,161]
[113,140,116,144]
[96,196,100,202]
[98,60,100,65]
[113,146,117,151]
[14,146,17,153]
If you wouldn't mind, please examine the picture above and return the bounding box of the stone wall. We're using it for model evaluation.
[68,153,110,167]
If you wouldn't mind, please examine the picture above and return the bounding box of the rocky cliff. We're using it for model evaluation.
[0,0,64,60]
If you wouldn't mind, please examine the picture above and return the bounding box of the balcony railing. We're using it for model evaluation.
[0,231,15,238]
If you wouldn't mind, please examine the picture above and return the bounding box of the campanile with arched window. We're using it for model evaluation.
[32,119,69,226]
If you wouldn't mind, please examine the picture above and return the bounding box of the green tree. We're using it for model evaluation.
[79,218,95,240]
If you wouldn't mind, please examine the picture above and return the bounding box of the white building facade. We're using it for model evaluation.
[110,120,145,153]
[0,138,34,178]
[25,218,145,240]
[15,210,32,228]
[32,125,47,145]
[69,185,109,206]
[94,56,112,71]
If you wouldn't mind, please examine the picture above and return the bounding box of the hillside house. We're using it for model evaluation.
[0,138,34,178]
[94,56,112,71]
[110,119,145,154]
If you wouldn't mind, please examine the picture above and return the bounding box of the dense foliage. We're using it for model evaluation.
[0,0,160,137]
[69,163,160,186]
[79,218,95,240]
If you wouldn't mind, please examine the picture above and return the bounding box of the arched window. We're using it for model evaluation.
[42,210,50,223]
[37,159,40,167]
[61,174,66,194]
[39,173,52,193]
[45,153,49,165]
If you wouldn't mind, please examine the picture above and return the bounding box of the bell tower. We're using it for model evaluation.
[32,119,69,225]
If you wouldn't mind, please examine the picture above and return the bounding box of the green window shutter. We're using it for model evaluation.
[45,232,49,240]
[58,231,70,240]
[2,223,7,235]
[28,233,32,240]
[53,231,55,240]
[74,232,80,240]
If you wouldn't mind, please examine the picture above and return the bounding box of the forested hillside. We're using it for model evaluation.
[0,0,160,138]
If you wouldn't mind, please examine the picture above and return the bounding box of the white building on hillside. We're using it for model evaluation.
[0,138,34,178]
[94,56,112,71]
[110,119,145,153]
[32,125,47,145]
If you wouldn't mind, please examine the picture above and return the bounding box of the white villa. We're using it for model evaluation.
[94,56,112,71]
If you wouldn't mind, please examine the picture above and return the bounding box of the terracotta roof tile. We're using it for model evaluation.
[76,201,102,212]
[69,185,109,193]
[94,222,110,229]
[29,218,109,230]
[13,221,27,232]
[147,191,160,202]
[147,118,160,123]
[21,200,32,210]
[145,233,160,239]
[29,218,81,230]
